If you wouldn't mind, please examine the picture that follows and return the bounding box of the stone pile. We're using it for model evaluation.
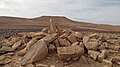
[0,21,120,67]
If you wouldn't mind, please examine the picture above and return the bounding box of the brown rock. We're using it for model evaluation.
[72,42,79,46]
[12,40,22,50]
[88,50,100,60]
[57,45,84,60]
[48,44,56,53]
[42,33,59,43]
[20,40,48,65]
[67,34,77,43]
[98,50,108,62]
[79,42,84,48]
[0,55,6,61]
[102,59,113,67]
[85,42,100,50]
[58,38,71,47]
[78,55,88,65]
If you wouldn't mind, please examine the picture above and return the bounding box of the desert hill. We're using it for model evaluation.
[0,16,120,36]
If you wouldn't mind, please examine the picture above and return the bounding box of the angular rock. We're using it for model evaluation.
[67,34,77,43]
[0,55,6,61]
[79,42,84,48]
[48,44,56,53]
[98,50,108,62]
[12,40,22,50]
[20,40,48,65]
[58,38,71,47]
[57,45,84,60]
[85,42,99,50]
[78,55,88,65]
[42,27,49,33]
[102,59,113,67]
[88,50,100,60]
[42,33,59,43]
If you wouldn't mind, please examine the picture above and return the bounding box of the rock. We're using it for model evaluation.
[72,42,79,46]
[67,34,77,43]
[12,40,22,50]
[88,50,100,60]
[58,38,71,47]
[57,45,84,60]
[79,42,84,48]
[98,45,106,50]
[48,44,56,53]
[36,64,49,67]
[42,33,59,43]
[78,55,88,65]
[102,59,113,67]
[54,39,60,47]
[71,56,80,61]
[83,36,89,45]
[111,56,120,65]
[0,46,14,54]
[0,55,6,61]
[84,42,99,50]
[20,40,48,65]
[98,50,108,62]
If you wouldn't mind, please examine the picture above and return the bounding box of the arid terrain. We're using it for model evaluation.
[0,16,120,67]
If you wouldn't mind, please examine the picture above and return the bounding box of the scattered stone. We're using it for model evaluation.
[98,50,108,62]
[78,55,88,65]
[67,34,77,43]
[102,59,113,67]
[20,40,48,65]
[0,55,6,61]
[42,27,49,33]
[57,45,84,60]
[79,42,84,48]
[48,44,56,53]
[88,50,100,60]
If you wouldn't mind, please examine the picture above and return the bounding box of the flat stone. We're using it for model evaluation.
[20,40,48,65]
[42,27,49,33]
[98,50,108,62]
[58,38,71,47]
[67,34,77,43]
[57,45,84,60]
[102,59,113,67]
[50,65,56,67]
[42,33,59,43]
[72,42,79,46]
[88,50,100,60]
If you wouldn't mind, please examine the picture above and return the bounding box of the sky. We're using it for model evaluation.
[0,0,120,25]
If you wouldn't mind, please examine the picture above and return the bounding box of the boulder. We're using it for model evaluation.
[20,40,48,65]
[57,45,84,60]
[88,50,100,60]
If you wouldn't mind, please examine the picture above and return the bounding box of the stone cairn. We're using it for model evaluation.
[0,19,120,67]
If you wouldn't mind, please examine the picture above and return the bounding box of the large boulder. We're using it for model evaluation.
[20,40,48,65]
[57,45,84,60]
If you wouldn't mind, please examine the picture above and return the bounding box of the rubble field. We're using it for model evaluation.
[0,22,120,67]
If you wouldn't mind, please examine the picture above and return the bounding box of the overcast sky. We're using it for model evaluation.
[0,0,120,25]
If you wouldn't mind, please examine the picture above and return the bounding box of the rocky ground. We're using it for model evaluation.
[0,21,120,67]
